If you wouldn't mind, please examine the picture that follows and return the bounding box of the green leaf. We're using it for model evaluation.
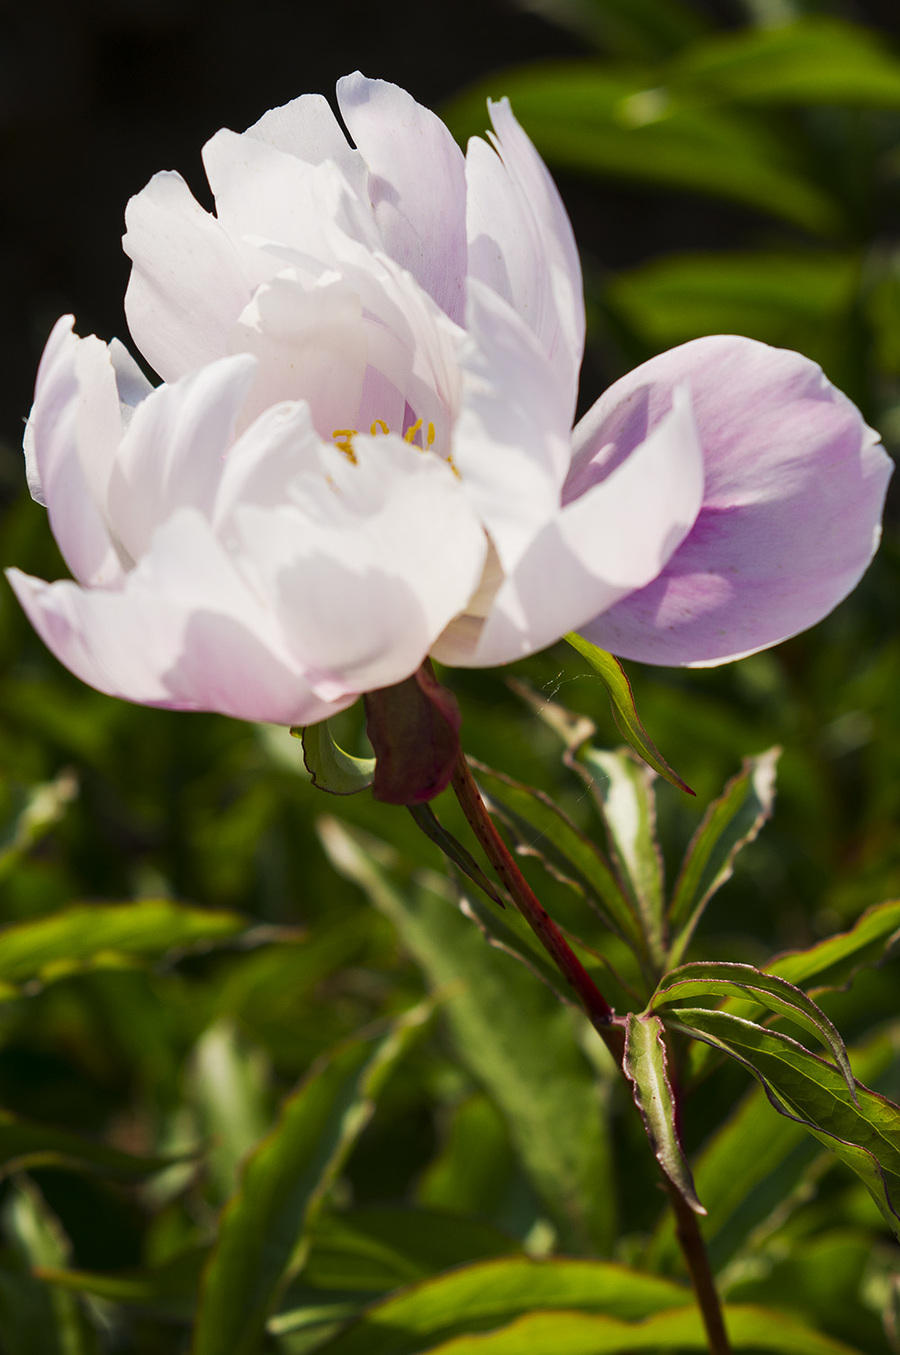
[0,769,78,885]
[188,1019,273,1204]
[407,803,507,910]
[35,1247,206,1315]
[1,1177,99,1355]
[648,1025,900,1271]
[650,960,854,1093]
[607,251,859,362]
[669,18,900,109]
[301,1207,518,1293]
[623,1013,704,1213]
[0,899,249,993]
[565,635,692,793]
[318,818,617,1253]
[0,1107,180,1179]
[576,748,665,966]
[296,723,375,796]
[666,1008,900,1237]
[766,898,900,995]
[522,0,707,60]
[469,760,642,951]
[391,1304,866,1355]
[667,750,779,962]
[191,1004,432,1355]
[308,1256,690,1355]
[444,65,843,236]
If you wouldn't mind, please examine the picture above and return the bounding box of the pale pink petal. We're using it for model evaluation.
[106,355,257,565]
[25,318,124,587]
[452,280,571,572]
[466,100,584,421]
[575,336,893,666]
[434,386,704,666]
[337,73,468,324]
[213,400,322,530]
[123,171,272,381]
[7,513,352,726]
[235,436,487,699]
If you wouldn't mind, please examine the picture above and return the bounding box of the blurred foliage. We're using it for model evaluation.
[0,0,900,1351]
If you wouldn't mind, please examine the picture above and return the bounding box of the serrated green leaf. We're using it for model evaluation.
[669,17,900,108]
[623,1014,704,1213]
[767,898,900,995]
[408,1303,865,1355]
[308,1256,690,1355]
[650,960,853,1092]
[295,723,375,796]
[667,750,779,963]
[0,899,249,992]
[444,65,843,235]
[666,1008,900,1237]
[565,635,692,793]
[318,818,616,1253]
[192,1005,431,1355]
[576,748,665,966]
[469,760,641,950]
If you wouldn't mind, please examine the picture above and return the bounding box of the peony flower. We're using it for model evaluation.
[8,74,892,738]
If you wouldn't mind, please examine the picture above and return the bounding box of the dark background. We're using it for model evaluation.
[4,0,900,487]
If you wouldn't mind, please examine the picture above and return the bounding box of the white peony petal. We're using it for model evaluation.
[452,280,571,572]
[106,354,257,565]
[466,99,584,421]
[26,318,124,587]
[246,92,367,192]
[337,73,468,324]
[236,436,487,699]
[227,270,367,437]
[123,170,272,381]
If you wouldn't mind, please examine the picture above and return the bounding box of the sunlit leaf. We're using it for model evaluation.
[623,1013,704,1213]
[192,1004,432,1355]
[390,1303,866,1355]
[565,636,692,793]
[0,769,78,884]
[0,899,249,992]
[308,1256,690,1355]
[650,960,853,1092]
[576,748,665,966]
[666,1008,900,1237]
[767,898,900,995]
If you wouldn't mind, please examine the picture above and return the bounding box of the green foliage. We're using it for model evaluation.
[1,3,900,1352]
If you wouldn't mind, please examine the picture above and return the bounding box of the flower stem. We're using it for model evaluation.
[449,748,624,1061]
[447,747,731,1355]
[666,1182,733,1355]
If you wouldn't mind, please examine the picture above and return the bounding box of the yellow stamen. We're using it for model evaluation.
[332,428,358,464]
[370,419,389,435]
[404,418,424,444]
[426,422,436,447]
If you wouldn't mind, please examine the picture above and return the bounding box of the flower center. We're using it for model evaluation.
[331,418,437,464]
